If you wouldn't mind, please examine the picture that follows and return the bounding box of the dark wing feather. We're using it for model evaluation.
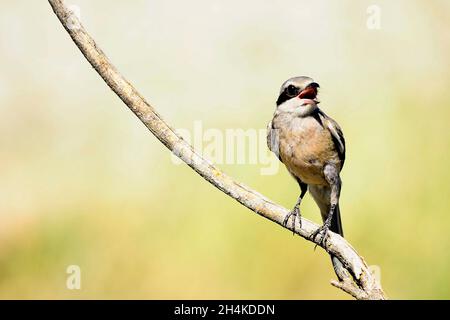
[318,110,346,168]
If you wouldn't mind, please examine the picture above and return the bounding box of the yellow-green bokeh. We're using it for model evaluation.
[0,0,449,299]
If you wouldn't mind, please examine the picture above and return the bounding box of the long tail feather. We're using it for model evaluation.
[329,204,348,280]
[330,204,343,236]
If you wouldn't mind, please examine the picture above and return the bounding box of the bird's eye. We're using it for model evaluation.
[286,85,298,96]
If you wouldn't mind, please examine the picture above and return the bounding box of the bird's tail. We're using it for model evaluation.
[309,186,349,280]
[330,203,343,237]
[329,204,348,281]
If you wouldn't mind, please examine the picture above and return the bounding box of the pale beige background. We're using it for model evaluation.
[0,0,449,299]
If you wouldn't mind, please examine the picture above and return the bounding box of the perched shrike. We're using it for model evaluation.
[267,76,348,280]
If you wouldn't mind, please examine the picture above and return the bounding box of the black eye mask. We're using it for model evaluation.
[276,85,298,106]
[286,85,299,97]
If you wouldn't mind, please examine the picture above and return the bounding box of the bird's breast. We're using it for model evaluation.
[276,116,338,185]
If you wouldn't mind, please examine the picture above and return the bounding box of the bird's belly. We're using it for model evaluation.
[279,126,336,185]
[282,149,327,185]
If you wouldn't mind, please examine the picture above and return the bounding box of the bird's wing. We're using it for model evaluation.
[266,119,282,162]
[318,110,346,167]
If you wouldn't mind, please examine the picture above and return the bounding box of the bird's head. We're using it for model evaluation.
[276,76,320,116]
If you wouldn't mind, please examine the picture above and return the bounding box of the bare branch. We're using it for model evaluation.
[48,0,386,300]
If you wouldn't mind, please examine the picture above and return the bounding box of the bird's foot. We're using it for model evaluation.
[283,206,301,235]
[309,221,331,247]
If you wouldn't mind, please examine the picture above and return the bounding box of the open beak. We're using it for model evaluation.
[298,83,320,104]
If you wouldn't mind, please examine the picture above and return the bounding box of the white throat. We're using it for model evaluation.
[276,97,318,117]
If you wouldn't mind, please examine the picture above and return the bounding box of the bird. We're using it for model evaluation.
[267,76,348,280]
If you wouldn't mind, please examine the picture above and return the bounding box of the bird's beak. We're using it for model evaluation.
[298,82,320,104]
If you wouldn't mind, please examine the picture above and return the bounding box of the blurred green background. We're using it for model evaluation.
[0,0,449,299]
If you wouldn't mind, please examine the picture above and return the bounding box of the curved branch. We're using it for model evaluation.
[48,0,386,300]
